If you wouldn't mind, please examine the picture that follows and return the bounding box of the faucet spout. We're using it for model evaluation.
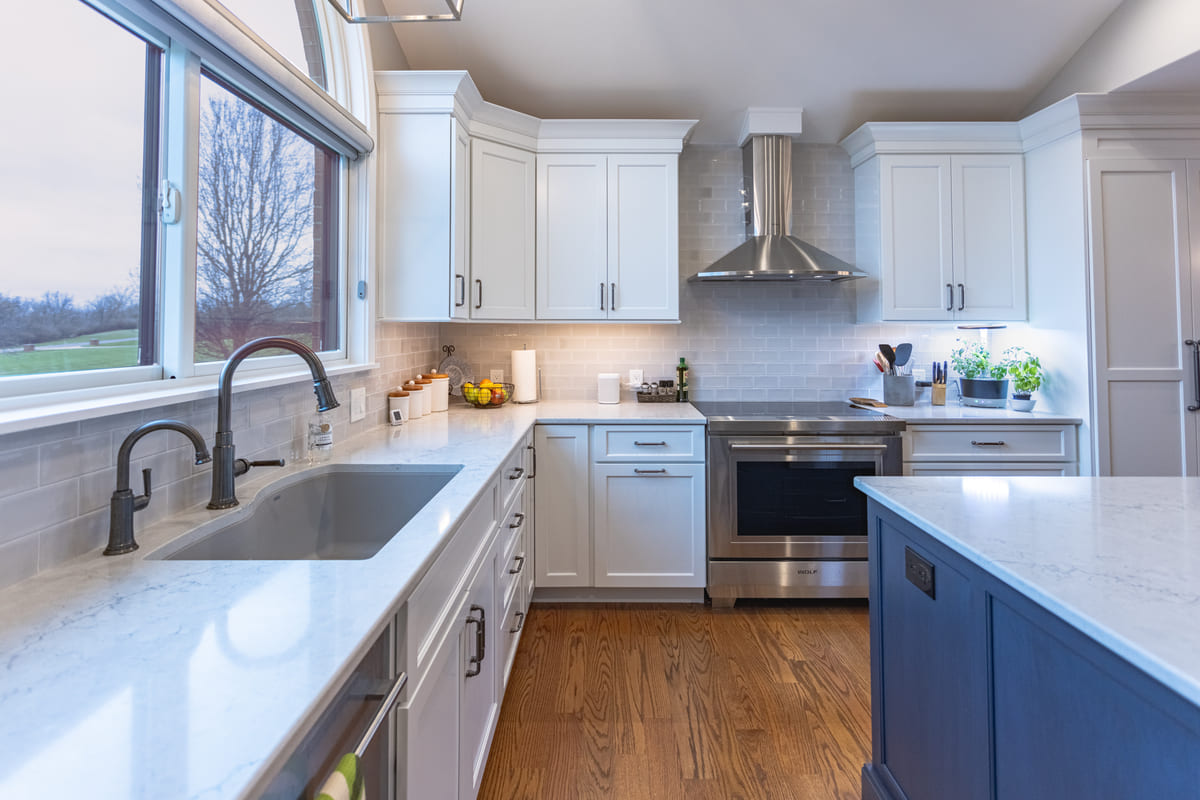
[209,337,340,510]
[106,420,212,556]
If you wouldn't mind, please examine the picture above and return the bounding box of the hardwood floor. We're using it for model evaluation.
[479,601,871,800]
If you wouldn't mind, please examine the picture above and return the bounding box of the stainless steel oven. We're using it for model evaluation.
[695,402,905,606]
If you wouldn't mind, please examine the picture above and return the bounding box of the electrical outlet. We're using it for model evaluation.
[629,369,644,386]
[349,386,366,422]
[490,369,504,383]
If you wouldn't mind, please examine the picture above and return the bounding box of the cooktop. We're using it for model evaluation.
[692,400,905,435]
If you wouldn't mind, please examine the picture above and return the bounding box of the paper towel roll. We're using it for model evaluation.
[512,349,537,403]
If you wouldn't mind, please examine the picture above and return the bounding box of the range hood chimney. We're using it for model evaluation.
[688,134,865,282]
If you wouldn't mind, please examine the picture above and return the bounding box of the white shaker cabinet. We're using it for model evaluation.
[842,124,1027,322]
[533,425,592,587]
[901,423,1079,477]
[470,138,536,320]
[536,153,680,321]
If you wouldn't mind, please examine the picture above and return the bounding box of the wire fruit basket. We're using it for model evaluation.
[462,382,514,408]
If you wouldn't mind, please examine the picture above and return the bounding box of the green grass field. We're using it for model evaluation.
[0,329,139,376]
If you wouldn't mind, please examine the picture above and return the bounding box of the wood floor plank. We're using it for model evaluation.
[478,600,871,800]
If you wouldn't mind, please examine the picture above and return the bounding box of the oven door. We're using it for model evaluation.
[707,434,900,560]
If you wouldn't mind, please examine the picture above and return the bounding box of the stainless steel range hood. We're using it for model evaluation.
[688,135,865,282]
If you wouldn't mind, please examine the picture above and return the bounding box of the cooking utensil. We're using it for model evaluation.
[894,343,912,369]
[873,353,886,372]
[878,344,896,371]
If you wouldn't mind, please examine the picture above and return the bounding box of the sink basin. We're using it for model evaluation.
[153,464,462,561]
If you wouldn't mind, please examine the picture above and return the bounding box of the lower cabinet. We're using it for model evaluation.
[458,550,498,800]
[902,422,1078,476]
[534,423,707,591]
[864,501,1200,800]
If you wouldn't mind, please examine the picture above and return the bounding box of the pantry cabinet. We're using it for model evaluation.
[842,124,1027,323]
[536,153,680,321]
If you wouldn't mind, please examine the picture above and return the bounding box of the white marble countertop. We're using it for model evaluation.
[0,401,702,799]
[855,476,1200,707]
[851,400,1082,425]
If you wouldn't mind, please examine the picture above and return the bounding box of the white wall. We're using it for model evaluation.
[1027,0,1200,114]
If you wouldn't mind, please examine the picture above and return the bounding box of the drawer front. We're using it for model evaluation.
[407,477,497,681]
[904,462,1078,477]
[904,425,1076,463]
[592,425,705,462]
[496,485,530,610]
[496,580,526,692]
[499,433,533,512]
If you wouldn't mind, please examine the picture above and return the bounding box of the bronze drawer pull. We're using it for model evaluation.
[970,440,1007,447]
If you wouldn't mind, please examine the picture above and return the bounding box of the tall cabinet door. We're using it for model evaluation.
[470,139,535,320]
[533,425,591,587]
[1088,158,1196,476]
[450,123,470,320]
[879,155,955,320]
[607,154,680,321]
[536,154,608,319]
[952,154,1027,321]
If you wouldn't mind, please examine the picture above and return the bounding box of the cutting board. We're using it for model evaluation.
[849,397,888,408]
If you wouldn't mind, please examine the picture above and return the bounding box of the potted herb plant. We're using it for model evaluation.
[1001,346,1044,412]
[950,340,1009,407]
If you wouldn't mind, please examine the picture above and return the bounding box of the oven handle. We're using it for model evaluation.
[728,443,889,452]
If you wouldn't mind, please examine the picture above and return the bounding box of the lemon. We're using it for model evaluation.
[477,388,492,404]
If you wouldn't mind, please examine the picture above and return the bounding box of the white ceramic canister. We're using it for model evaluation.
[402,381,427,417]
[415,378,434,415]
[422,372,450,412]
[597,373,621,404]
[387,390,410,426]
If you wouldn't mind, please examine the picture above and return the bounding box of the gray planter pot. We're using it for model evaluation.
[959,377,1009,408]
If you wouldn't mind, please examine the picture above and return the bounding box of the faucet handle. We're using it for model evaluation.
[133,468,152,512]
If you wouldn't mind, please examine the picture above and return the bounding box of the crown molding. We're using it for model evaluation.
[839,121,1023,168]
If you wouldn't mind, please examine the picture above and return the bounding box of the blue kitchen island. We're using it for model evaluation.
[854,476,1200,800]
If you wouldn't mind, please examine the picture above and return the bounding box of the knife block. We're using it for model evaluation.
[931,383,946,406]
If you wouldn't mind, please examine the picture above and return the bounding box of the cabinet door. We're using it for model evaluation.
[470,139,535,320]
[400,615,460,800]
[879,154,954,320]
[377,113,456,321]
[459,555,498,800]
[591,463,705,588]
[952,153,1027,321]
[607,154,680,321]
[536,154,608,319]
[1088,159,1196,475]
[533,425,591,587]
[451,123,470,320]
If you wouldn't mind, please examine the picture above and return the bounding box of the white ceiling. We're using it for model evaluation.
[387,0,1127,144]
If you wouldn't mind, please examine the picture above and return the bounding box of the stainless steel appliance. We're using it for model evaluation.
[695,401,905,605]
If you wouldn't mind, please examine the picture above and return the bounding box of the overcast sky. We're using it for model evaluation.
[0,0,310,304]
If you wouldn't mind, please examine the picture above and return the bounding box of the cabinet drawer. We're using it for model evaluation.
[904,462,1078,477]
[496,487,530,611]
[904,425,1076,463]
[499,434,532,512]
[592,425,704,462]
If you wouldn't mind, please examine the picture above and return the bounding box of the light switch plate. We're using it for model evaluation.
[349,387,366,422]
[629,369,644,386]
[490,369,504,383]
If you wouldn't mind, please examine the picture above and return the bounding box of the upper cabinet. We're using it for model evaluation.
[375,71,695,323]
[537,151,680,321]
[842,123,1027,322]
[471,138,536,320]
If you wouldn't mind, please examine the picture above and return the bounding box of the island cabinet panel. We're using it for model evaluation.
[864,500,1200,800]
[991,597,1200,800]
[872,519,989,800]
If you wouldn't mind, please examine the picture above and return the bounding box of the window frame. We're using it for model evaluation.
[0,0,376,424]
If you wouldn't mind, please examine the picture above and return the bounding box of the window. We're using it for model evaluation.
[0,1,161,380]
[0,0,374,404]
[194,73,340,363]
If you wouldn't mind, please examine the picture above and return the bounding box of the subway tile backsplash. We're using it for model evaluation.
[0,322,438,589]
[443,144,942,402]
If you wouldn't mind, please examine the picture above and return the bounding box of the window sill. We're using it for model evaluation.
[0,361,378,437]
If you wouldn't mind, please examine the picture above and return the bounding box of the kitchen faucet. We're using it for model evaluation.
[105,420,212,555]
[208,336,340,509]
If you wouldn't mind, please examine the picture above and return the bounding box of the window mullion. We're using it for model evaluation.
[160,42,201,380]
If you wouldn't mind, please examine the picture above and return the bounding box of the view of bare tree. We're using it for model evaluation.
[195,86,316,360]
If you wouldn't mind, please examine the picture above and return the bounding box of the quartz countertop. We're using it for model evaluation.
[855,476,1200,707]
[851,400,1082,425]
[0,401,703,799]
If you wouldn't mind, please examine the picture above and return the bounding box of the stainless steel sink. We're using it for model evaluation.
[152,464,462,561]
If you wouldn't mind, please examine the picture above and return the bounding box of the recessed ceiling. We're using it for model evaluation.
[388,0,1125,144]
